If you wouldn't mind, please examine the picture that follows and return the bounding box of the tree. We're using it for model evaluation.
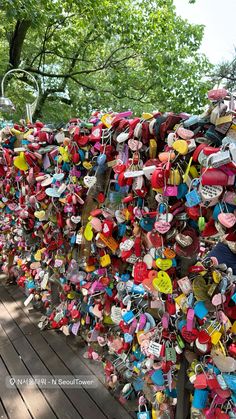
[212,53,236,92]
[0,0,211,122]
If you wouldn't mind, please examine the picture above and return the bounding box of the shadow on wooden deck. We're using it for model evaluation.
[0,279,133,419]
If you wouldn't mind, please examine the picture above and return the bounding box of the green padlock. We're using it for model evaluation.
[198,216,205,232]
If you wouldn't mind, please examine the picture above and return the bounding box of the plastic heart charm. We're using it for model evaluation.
[45,187,61,198]
[90,217,102,232]
[34,210,46,220]
[177,127,194,140]
[155,258,172,271]
[172,139,188,155]
[146,231,162,247]
[84,222,93,241]
[153,271,172,294]
[218,212,236,228]
[71,216,81,224]
[158,213,173,223]
[154,221,171,234]
[120,239,134,251]
[175,233,193,248]
[53,173,64,181]
[84,175,97,188]
[14,152,28,171]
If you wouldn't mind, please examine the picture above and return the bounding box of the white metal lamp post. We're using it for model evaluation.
[0,68,40,122]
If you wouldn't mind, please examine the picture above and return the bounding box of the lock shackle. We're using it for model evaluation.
[188,177,200,192]
[194,363,207,376]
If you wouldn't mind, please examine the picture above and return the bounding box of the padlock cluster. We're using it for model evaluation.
[0,89,235,418]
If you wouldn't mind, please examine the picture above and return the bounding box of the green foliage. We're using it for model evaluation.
[212,54,236,92]
[0,0,211,122]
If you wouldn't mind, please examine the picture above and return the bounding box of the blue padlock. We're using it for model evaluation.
[194,301,208,319]
[192,389,209,409]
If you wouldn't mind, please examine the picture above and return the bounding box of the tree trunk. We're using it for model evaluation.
[9,20,31,69]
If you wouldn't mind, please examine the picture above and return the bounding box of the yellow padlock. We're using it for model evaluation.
[172,139,188,155]
[149,139,157,158]
[231,320,236,334]
[169,168,181,185]
[212,270,221,283]
[211,331,222,345]
[100,253,111,267]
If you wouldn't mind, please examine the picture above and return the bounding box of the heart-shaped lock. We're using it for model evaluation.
[143,253,153,269]
[218,212,236,228]
[84,222,93,241]
[128,139,142,150]
[177,126,194,140]
[45,187,61,198]
[90,217,102,231]
[155,258,172,271]
[71,215,81,224]
[153,271,173,294]
[53,173,64,181]
[146,231,162,247]
[120,238,134,251]
[181,326,199,343]
[172,139,188,155]
[199,185,223,206]
[212,353,236,373]
[14,152,28,171]
[154,221,171,234]
[84,175,97,188]
[175,233,193,247]
[133,261,148,284]
[34,210,46,221]
[158,213,173,223]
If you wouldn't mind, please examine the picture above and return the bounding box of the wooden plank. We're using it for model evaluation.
[0,400,8,419]
[0,299,22,342]
[0,339,57,419]
[2,286,43,327]
[0,287,39,336]
[44,331,132,419]
[0,356,31,419]
[0,325,11,349]
[2,285,132,418]
[1,286,106,419]
[10,334,80,419]
[27,332,105,419]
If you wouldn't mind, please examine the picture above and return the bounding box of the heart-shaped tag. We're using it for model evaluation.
[172,139,188,155]
[120,239,134,251]
[34,210,46,221]
[45,187,61,197]
[71,215,81,224]
[218,212,236,228]
[154,221,171,234]
[84,175,97,188]
[155,258,172,271]
[14,152,28,171]
[146,231,162,247]
[158,213,173,223]
[84,222,93,241]
[212,353,236,372]
[153,271,172,294]
[53,173,64,181]
[177,127,194,140]
[181,326,199,343]
[212,293,226,306]
[90,217,102,231]
[143,254,153,269]
[41,175,53,187]
[128,139,142,151]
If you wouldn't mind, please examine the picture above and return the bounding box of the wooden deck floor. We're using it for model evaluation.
[0,282,132,419]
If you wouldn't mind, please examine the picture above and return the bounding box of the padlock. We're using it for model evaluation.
[100,252,111,267]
